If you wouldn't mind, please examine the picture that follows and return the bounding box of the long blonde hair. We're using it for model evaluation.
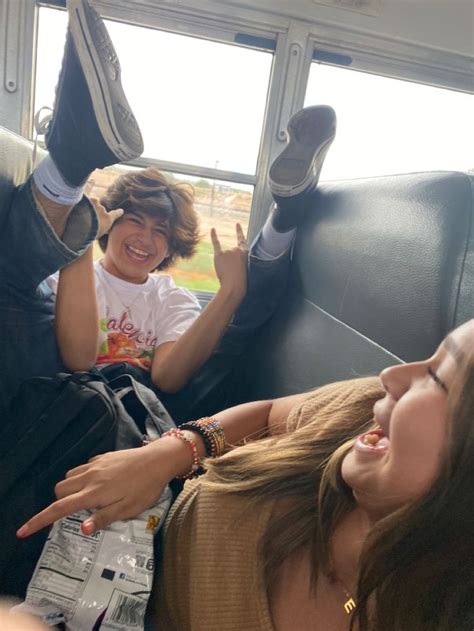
[204,379,379,587]
[204,362,474,630]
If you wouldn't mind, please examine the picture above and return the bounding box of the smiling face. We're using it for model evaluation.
[101,210,170,284]
[341,320,474,521]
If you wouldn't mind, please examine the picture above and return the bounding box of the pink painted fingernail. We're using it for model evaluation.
[16,525,28,538]
[82,520,94,535]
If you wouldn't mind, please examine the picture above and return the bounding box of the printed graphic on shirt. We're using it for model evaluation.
[97,311,156,370]
[47,263,202,373]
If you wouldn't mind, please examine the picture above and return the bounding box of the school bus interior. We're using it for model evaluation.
[0,0,473,396]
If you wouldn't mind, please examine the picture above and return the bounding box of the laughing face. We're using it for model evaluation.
[101,210,170,283]
[341,319,474,521]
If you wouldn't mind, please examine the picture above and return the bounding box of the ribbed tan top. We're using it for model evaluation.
[153,377,383,630]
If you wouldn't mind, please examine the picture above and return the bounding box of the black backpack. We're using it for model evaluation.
[0,371,175,597]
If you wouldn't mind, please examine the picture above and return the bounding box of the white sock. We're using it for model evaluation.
[253,212,296,259]
[33,155,85,205]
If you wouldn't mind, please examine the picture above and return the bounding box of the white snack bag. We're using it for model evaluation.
[18,486,172,630]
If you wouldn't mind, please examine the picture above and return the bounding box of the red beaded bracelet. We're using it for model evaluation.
[162,428,201,479]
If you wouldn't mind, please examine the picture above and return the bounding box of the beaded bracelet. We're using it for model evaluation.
[181,422,214,458]
[162,428,201,479]
[179,417,226,458]
[197,417,225,456]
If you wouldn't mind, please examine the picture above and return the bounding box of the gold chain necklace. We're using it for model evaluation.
[328,569,357,615]
[341,586,357,615]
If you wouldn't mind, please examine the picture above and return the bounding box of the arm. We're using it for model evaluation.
[151,224,248,392]
[55,199,123,371]
[17,390,315,537]
[55,246,98,371]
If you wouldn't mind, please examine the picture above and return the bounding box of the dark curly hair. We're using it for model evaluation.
[99,167,200,270]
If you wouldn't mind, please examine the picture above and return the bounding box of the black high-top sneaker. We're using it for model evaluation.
[45,0,144,186]
[269,105,336,232]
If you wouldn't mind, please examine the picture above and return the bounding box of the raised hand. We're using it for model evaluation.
[210,223,248,301]
[89,197,124,239]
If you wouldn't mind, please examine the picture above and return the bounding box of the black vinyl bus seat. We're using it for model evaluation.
[0,126,45,214]
[248,172,474,399]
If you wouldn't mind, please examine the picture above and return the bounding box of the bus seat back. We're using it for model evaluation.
[0,126,45,219]
[249,172,474,399]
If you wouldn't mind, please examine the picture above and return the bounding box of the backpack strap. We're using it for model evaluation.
[107,374,176,440]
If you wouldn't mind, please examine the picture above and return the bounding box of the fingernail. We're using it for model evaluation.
[16,525,28,538]
[82,520,94,535]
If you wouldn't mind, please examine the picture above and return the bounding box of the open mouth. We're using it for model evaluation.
[355,427,390,454]
[125,244,152,263]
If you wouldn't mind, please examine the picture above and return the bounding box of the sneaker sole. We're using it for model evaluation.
[269,105,336,197]
[67,0,144,162]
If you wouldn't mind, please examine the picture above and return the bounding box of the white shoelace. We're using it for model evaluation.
[31,106,53,172]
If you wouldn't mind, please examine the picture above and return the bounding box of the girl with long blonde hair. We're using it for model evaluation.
[20,320,474,630]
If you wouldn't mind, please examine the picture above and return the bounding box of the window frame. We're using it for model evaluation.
[308,29,473,95]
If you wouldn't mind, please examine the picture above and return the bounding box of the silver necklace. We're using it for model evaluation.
[114,290,141,320]
[100,262,143,320]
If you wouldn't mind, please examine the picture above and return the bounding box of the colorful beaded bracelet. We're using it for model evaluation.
[179,417,226,458]
[162,428,201,479]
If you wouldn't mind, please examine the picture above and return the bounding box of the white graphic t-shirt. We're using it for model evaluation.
[48,261,201,371]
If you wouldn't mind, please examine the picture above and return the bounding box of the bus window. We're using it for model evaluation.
[305,63,474,180]
[34,6,270,292]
